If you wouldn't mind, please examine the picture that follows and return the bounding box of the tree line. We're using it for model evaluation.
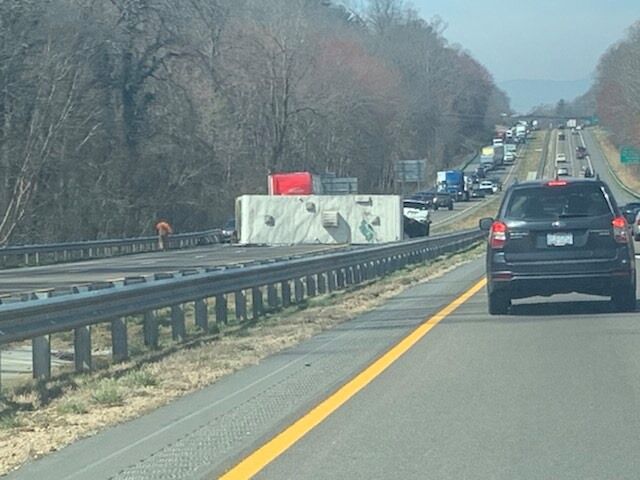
[593,21,640,149]
[0,0,509,244]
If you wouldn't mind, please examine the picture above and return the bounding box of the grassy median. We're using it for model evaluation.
[591,128,640,194]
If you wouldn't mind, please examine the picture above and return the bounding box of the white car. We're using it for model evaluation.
[403,200,431,223]
[479,180,496,194]
[403,200,432,237]
[555,153,567,164]
[556,167,569,176]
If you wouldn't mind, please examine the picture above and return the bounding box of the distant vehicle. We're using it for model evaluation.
[583,167,594,178]
[479,180,496,194]
[621,202,640,224]
[408,192,436,208]
[480,146,495,170]
[558,132,566,141]
[489,177,502,192]
[470,188,486,199]
[556,167,569,176]
[480,178,636,314]
[633,210,640,241]
[434,192,454,211]
[436,169,470,201]
[475,166,486,179]
[576,146,588,159]
[567,118,577,128]
[576,125,583,131]
[403,200,432,237]
[555,153,567,164]
[221,217,237,243]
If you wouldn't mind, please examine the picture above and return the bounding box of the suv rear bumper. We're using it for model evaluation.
[489,270,634,299]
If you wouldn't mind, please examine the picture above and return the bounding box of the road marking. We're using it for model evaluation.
[220,277,487,479]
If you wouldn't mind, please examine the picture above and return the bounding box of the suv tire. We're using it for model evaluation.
[488,291,510,315]
[611,282,636,312]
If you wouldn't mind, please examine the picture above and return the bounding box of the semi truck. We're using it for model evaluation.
[493,144,505,167]
[480,146,495,170]
[436,169,470,201]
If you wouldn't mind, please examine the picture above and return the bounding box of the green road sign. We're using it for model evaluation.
[621,145,640,164]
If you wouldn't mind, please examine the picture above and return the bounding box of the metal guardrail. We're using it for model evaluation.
[0,229,484,381]
[0,229,223,267]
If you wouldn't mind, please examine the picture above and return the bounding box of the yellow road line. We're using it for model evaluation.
[219,277,488,479]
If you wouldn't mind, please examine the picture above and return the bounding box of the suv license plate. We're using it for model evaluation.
[547,232,573,246]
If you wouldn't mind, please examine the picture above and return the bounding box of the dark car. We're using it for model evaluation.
[621,202,640,224]
[481,178,636,314]
[475,166,486,179]
[470,188,486,199]
[576,146,588,159]
[221,217,237,243]
[408,192,436,208]
[558,132,566,140]
[434,192,454,211]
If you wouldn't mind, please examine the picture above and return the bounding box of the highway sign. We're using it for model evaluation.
[394,159,427,183]
[621,146,640,164]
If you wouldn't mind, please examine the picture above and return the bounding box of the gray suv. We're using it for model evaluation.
[481,178,636,314]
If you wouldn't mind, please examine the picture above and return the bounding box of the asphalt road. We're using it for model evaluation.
[9,253,640,480]
[0,244,342,295]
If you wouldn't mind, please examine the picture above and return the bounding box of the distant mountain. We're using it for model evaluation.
[499,78,592,114]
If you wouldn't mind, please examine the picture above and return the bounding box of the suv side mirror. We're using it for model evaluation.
[479,217,494,231]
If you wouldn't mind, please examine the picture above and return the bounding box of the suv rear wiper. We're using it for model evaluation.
[557,213,590,218]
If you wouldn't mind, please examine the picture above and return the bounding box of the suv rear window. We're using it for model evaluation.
[504,184,613,220]
[403,201,428,210]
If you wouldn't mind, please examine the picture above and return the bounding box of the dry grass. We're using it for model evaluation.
[592,128,640,193]
[0,244,484,475]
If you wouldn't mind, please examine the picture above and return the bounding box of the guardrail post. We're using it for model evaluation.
[306,274,317,297]
[215,294,228,324]
[195,299,208,331]
[111,318,128,362]
[294,278,304,303]
[281,280,291,307]
[74,325,92,372]
[336,269,346,289]
[252,286,263,319]
[171,305,186,342]
[345,267,354,285]
[32,335,51,380]
[354,265,363,284]
[24,253,29,266]
[363,262,372,281]
[143,311,159,349]
[317,273,327,294]
[235,290,247,321]
[267,284,279,308]
[328,270,337,292]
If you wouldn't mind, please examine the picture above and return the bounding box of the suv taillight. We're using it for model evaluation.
[612,216,630,243]
[489,221,508,249]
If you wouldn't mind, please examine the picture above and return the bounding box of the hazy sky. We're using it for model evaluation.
[412,0,640,82]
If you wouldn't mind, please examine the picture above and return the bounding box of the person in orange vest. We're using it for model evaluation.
[155,220,173,251]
